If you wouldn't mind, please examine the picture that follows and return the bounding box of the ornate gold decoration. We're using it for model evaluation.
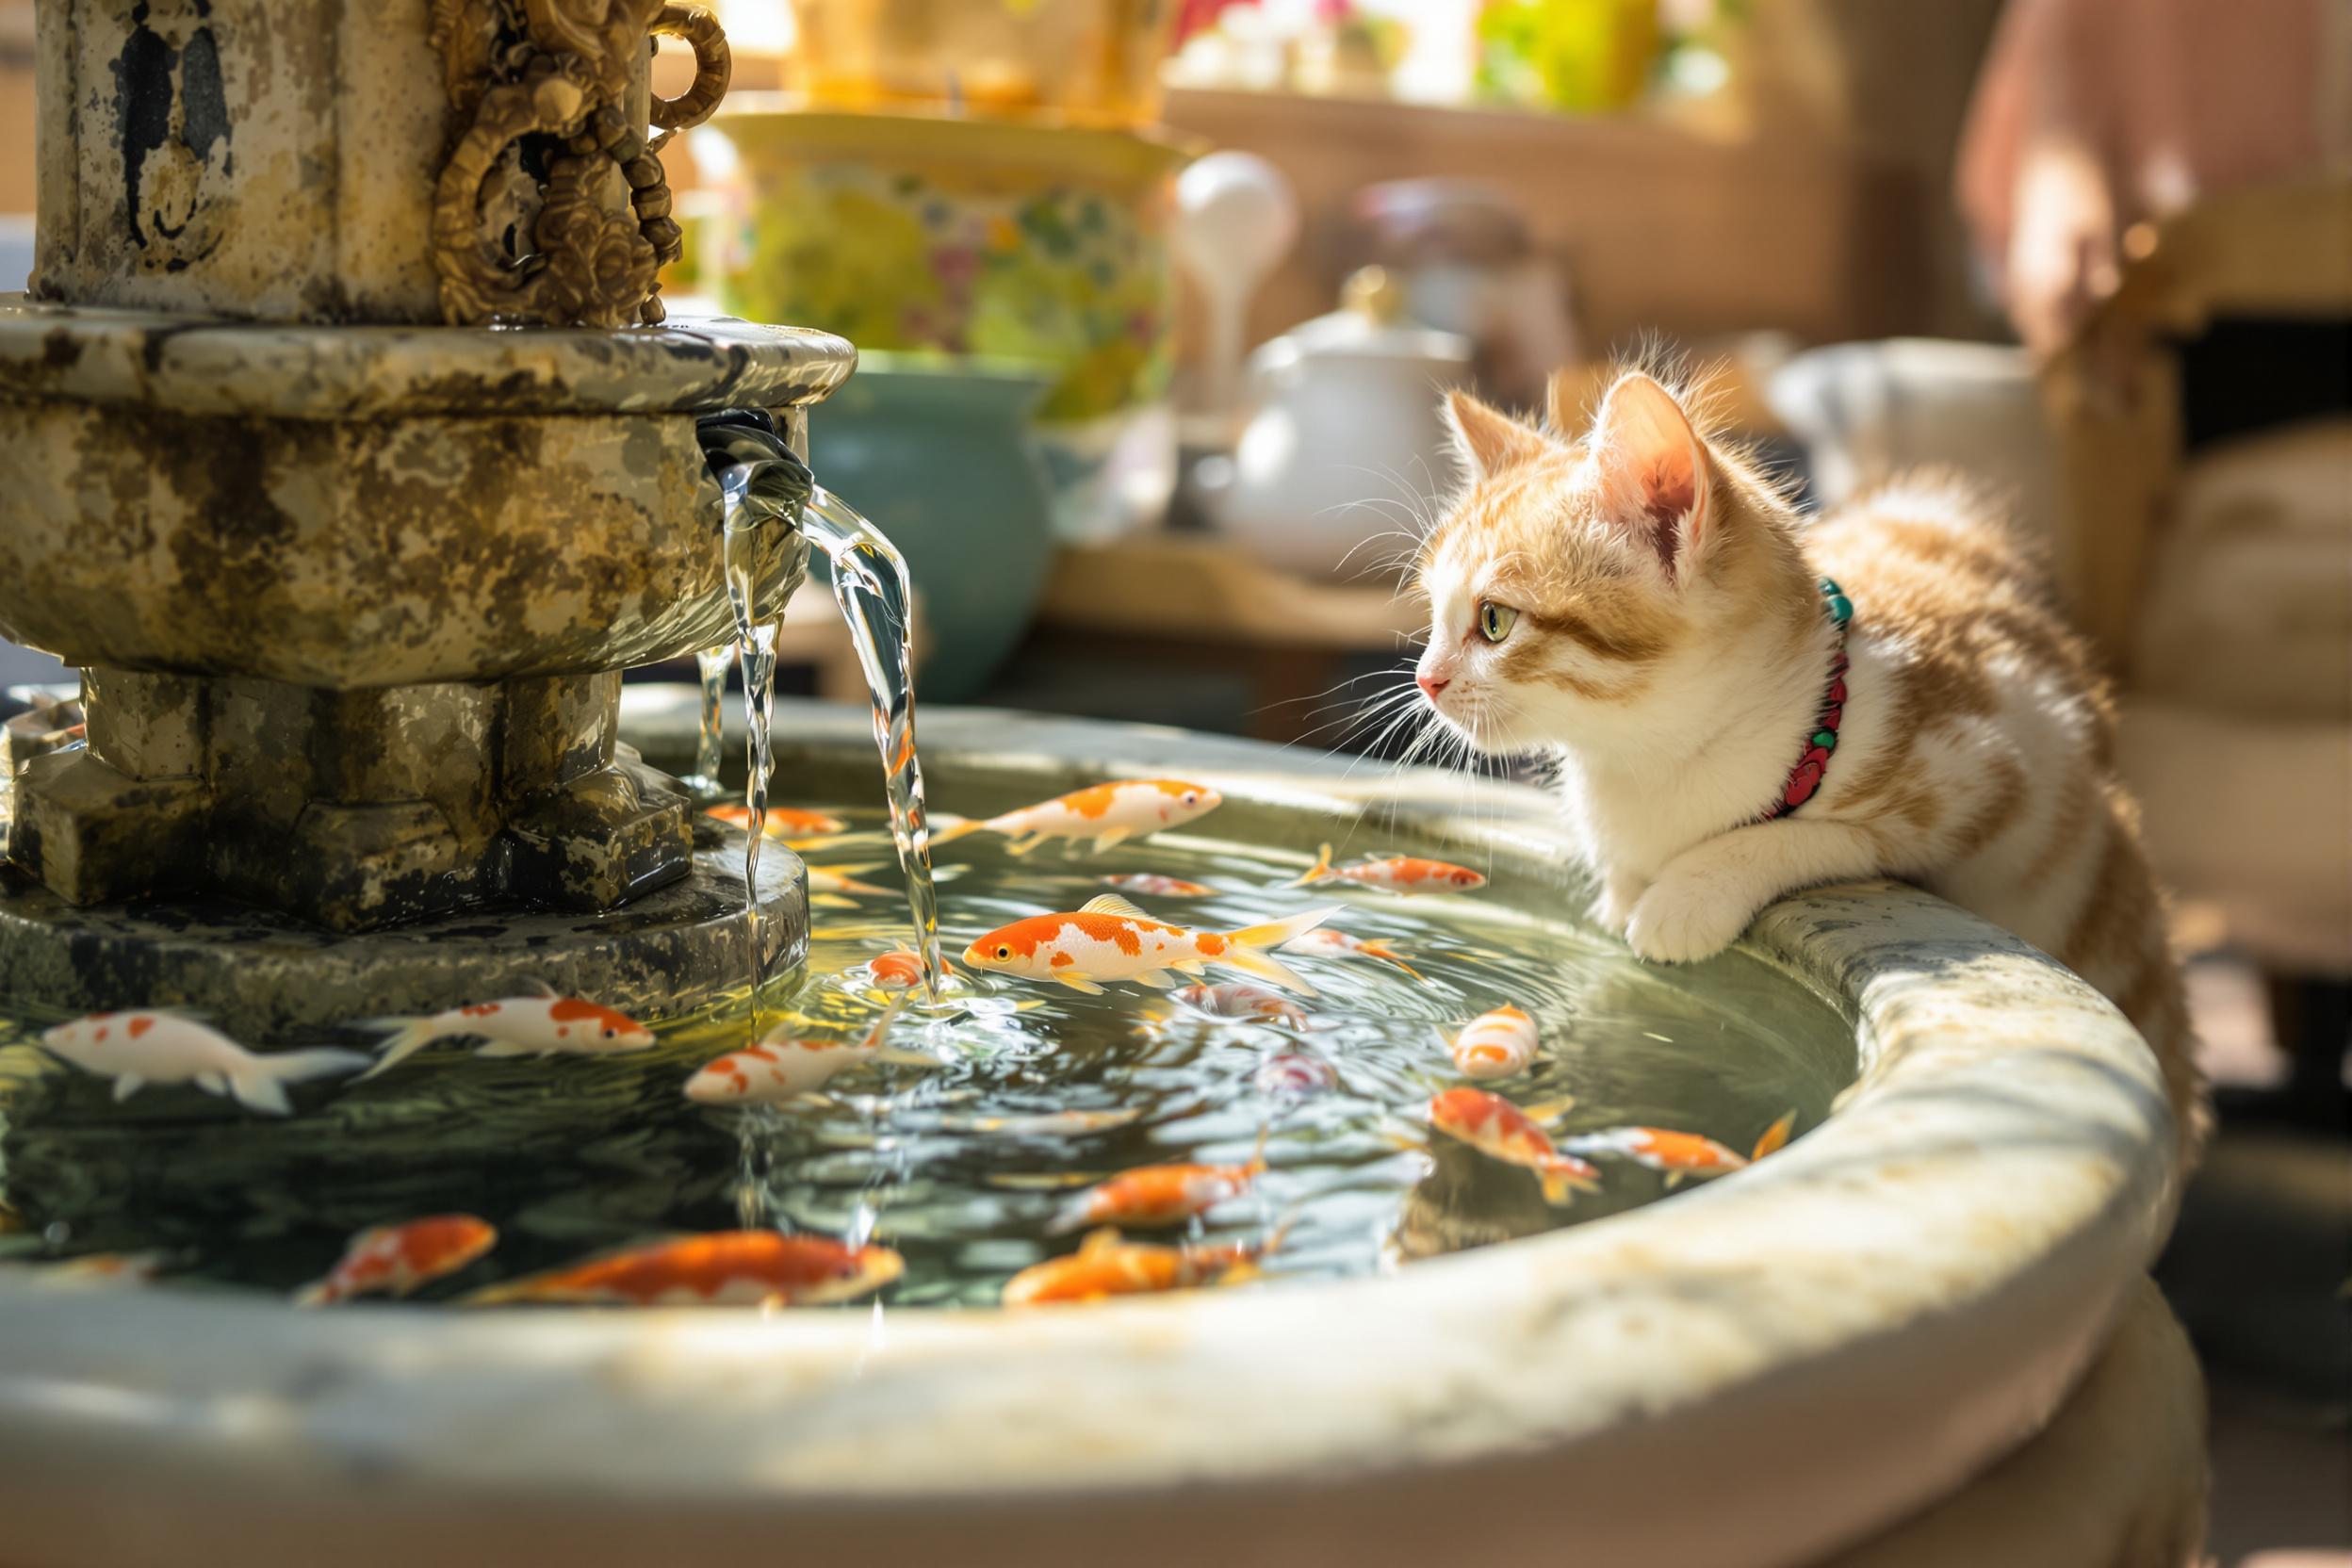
[429,0,730,328]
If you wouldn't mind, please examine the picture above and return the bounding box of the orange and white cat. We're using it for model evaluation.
[1411,367,2205,1156]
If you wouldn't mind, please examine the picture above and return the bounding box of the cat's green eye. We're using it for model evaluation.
[1478,601,1519,643]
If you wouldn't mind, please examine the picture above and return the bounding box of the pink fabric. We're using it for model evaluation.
[1956,0,2332,353]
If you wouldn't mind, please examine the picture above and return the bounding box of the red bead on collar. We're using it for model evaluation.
[1759,579,1853,823]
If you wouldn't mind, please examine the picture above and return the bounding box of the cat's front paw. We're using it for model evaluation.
[1593,870,1647,934]
[1625,874,1752,964]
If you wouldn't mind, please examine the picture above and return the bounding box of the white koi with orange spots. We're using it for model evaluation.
[1281,927,1426,981]
[962,895,1339,995]
[933,779,1223,855]
[684,1004,935,1104]
[1443,1004,1539,1079]
[355,995,657,1081]
[39,1012,365,1115]
[1291,842,1487,894]
[1560,1124,1748,1181]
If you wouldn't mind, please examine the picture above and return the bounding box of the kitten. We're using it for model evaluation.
[1411,368,2207,1159]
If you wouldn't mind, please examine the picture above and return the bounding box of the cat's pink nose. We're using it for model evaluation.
[1417,672,1449,699]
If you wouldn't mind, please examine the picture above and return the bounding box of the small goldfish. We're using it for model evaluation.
[1174,981,1309,1028]
[1254,1051,1339,1098]
[294,1215,498,1306]
[808,864,894,900]
[1752,1110,1797,1160]
[1099,874,1217,899]
[39,1012,366,1114]
[1291,842,1487,895]
[1561,1125,1748,1183]
[1047,1136,1267,1233]
[934,780,1222,855]
[357,994,656,1080]
[1002,1225,1282,1307]
[466,1231,904,1308]
[963,895,1338,996]
[705,804,848,837]
[683,1004,934,1104]
[1281,927,1426,981]
[1443,1004,1539,1080]
[862,949,928,989]
[1428,1087,1599,1205]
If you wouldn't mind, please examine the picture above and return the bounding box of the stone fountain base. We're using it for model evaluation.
[0,818,803,1043]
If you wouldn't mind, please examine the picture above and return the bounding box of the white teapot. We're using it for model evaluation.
[1217,269,1472,579]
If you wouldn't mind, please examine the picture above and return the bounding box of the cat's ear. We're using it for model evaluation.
[1591,372,1711,579]
[1444,390,1551,482]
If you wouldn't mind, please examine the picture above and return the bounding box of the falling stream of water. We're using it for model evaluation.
[678,645,734,802]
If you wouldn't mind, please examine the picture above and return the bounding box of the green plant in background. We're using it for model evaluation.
[1475,0,1661,113]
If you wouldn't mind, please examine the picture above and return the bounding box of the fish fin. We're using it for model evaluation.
[1128,969,1176,989]
[1521,1096,1577,1123]
[928,816,988,846]
[809,894,857,909]
[1042,1197,1095,1235]
[195,1071,230,1096]
[1752,1110,1797,1161]
[1170,959,1207,976]
[472,1038,534,1058]
[1004,834,1050,857]
[1078,893,1152,919]
[1214,1259,1266,1288]
[523,976,559,999]
[352,1019,449,1082]
[1089,826,1136,854]
[1054,974,1107,996]
[1284,842,1335,889]
[1540,1165,1601,1206]
[1368,944,1429,982]
[1217,906,1344,996]
[229,1048,368,1114]
[1077,1227,1125,1256]
[1216,946,1319,996]
[110,1072,145,1102]
[291,1281,335,1308]
[1665,1171,1687,1190]
[1432,1023,1457,1052]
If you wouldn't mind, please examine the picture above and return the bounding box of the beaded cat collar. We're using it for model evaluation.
[1758,578,1854,822]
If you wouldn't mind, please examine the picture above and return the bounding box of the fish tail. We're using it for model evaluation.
[1284,842,1335,889]
[928,817,988,846]
[290,1280,335,1308]
[352,1020,453,1082]
[1752,1110,1797,1161]
[1370,943,1428,982]
[228,1048,368,1114]
[1540,1162,1602,1207]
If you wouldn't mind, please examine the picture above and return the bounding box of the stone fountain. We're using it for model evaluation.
[0,0,851,1037]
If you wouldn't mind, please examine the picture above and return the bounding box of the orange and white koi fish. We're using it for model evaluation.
[294,1215,498,1306]
[1254,1051,1339,1098]
[934,780,1223,855]
[356,995,656,1080]
[1561,1125,1746,1183]
[1751,1110,1797,1160]
[1100,874,1218,899]
[39,1012,366,1115]
[1442,1004,1539,1080]
[705,804,848,838]
[1290,842,1487,894]
[942,1106,1144,1138]
[683,1004,934,1105]
[1002,1225,1282,1306]
[1428,1087,1599,1205]
[1280,926,1426,981]
[1047,1137,1268,1233]
[808,864,894,899]
[1174,981,1309,1029]
[963,895,1338,996]
[466,1231,904,1308]
[862,949,927,989]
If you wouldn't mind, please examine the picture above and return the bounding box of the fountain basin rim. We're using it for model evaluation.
[0,296,856,418]
[0,704,2180,1567]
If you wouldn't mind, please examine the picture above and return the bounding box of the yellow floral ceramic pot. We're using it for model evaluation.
[705,105,1195,427]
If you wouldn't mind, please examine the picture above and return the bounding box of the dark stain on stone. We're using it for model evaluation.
[112,21,174,250]
[39,329,83,370]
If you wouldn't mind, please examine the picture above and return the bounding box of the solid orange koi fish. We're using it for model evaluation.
[964,895,1337,996]
[1280,926,1426,981]
[39,1012,364,1114]
[1561,1125,1747,1184]
[1174,981,1309,1028]
[466,1231,904,1308]
[863,949,927,989]
[1047,1135,1268,1234]
[1100,874,1218,898]
[295,1215,498,1307]
[705,804,848,837]
[1751,1110,1798,1161]
[1290,842,1487,894]
[356,994,656,1080]
[1442,1004,1539,1080]
[1002,1225,1282,1307]
[1428,1087,1599,1205]
[933,779,1222,855]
